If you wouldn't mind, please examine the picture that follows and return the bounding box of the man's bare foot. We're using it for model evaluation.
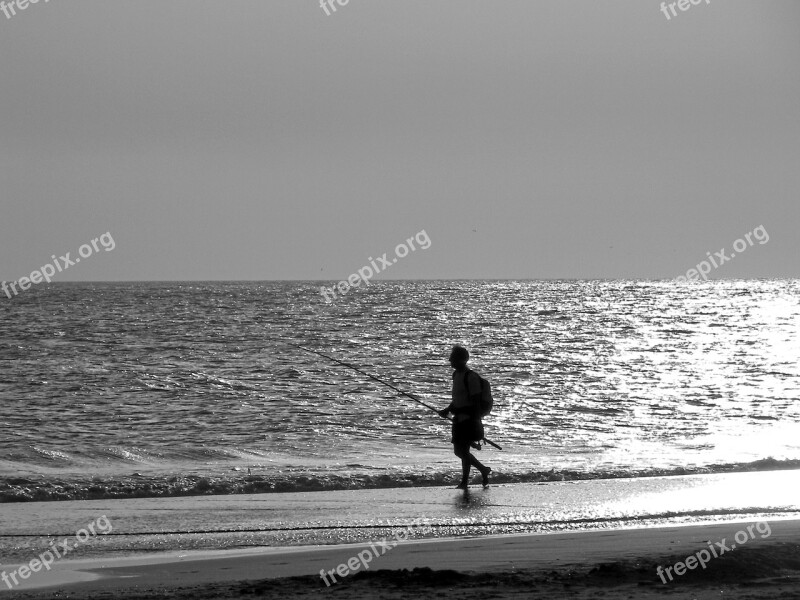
[456,481,468,490]
[480,467,491,488]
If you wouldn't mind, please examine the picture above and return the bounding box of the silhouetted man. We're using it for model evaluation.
[439,346,491,489]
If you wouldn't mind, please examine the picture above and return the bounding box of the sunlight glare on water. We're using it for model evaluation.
[0,279,798,501]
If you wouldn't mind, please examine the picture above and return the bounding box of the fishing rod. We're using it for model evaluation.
[288,342,502,450]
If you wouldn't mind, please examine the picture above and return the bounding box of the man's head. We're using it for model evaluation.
[449,345,469,370]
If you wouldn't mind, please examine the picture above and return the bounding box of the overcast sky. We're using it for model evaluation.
[1,0,798,281]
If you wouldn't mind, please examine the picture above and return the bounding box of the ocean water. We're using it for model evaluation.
[1,280,799,503]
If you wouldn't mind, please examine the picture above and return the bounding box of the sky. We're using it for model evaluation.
[1,0,798,281]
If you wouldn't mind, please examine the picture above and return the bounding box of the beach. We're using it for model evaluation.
[4,519,800,599]
[2,470,800,598]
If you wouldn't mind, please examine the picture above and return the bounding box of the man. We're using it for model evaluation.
[438,346,491,489]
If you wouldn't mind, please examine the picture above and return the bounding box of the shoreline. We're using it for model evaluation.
[3,471,800,598]
[5,457,800,504]
[4,517,800,598]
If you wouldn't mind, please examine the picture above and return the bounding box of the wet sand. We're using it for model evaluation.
[4,518,800,599]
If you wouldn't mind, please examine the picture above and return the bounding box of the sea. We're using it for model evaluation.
[2,280,799,505]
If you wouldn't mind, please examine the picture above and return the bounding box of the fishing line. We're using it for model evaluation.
[287,342,501,450]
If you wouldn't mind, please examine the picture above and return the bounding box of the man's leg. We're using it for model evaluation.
[469,453,491,485]
[455,444,491,487]
[468,453,486,472]
[453,444,471,488]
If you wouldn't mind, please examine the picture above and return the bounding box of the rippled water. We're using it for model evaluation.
[1,280,799,502]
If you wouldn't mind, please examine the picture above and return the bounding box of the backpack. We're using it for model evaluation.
[464,369,494,418]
